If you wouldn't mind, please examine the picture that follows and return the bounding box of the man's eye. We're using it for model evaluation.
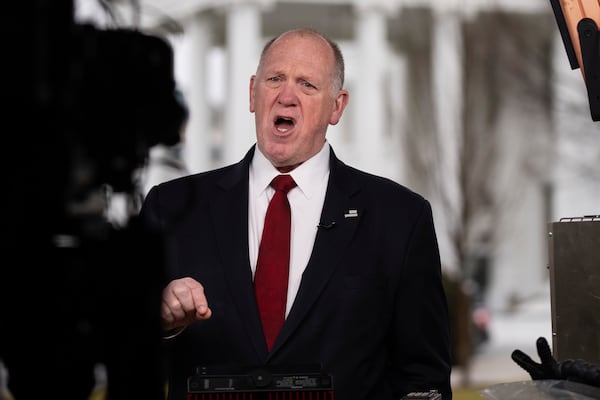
[302,81,315,89]
[269,77,282,83]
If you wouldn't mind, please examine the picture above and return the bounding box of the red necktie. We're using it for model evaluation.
[254,174,297,351]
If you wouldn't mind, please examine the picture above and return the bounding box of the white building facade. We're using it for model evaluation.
[77,0,600,313]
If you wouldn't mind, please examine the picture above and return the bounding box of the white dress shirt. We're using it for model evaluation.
[248,142,330,317]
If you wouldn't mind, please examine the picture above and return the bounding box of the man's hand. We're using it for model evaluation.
[161,277,212,332]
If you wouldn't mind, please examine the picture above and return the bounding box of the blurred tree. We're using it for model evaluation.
[397,9,556,386]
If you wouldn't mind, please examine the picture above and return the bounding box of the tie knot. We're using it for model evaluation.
[270,174,297,194]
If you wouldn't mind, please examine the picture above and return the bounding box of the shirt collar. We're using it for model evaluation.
[251,142,330,199]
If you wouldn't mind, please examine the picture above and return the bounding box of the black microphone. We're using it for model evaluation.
[317,221,336,230]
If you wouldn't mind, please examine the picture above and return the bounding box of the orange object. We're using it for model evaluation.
[551,0,600,120]
[556,0,600,78]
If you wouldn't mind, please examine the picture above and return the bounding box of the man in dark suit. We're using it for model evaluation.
[140,28,452,400]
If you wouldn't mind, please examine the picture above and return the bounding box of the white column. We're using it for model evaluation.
[431,7,464,216]
[425,7,465,277]
[222,2,263,165]
[352,2,394,178]
[173,12,214,173]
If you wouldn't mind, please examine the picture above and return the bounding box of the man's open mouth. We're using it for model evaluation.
[274,116,295,132]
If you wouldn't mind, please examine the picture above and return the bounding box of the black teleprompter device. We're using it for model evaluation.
[187,365,334,399]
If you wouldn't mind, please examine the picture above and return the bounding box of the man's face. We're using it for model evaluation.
[250,33,349,171]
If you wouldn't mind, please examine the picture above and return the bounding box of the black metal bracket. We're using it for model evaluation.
[577,18,600,121]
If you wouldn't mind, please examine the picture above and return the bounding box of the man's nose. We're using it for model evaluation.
[277,83,298,106]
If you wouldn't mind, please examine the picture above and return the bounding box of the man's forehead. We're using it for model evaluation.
[260,56,327,80]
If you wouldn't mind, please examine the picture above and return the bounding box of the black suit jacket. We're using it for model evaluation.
[140,145,453,400]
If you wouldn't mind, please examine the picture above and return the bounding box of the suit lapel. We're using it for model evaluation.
[270,152,363,355]
[209,147,270,359]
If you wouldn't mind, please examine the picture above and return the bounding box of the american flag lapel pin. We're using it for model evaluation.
[344,209,358,218]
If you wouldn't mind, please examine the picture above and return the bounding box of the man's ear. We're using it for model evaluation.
[329,89,349,125]
[249,75,256,113]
